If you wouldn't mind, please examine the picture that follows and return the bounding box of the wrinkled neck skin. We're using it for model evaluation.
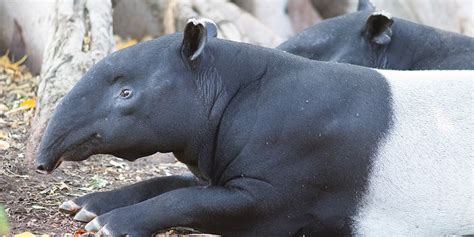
[385,18,474,70]
[174,39,269,181]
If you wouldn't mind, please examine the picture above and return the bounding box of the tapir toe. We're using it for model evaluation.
[74,208,97,222]
[59,200,81,214]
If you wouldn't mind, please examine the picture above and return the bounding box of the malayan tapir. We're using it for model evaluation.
[36,18,474,236]
[278,0,474,70]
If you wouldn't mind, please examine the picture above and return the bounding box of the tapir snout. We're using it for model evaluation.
[35,101,103,172]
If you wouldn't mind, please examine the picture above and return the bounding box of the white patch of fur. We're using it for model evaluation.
[372,10,392,19]
[354,70,474,236]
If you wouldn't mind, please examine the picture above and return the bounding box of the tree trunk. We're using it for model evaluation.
[27,0,114,160]
[174,0,284,47]
[310,0,351,19]
[287,0,323,33]
[232,0,294,38]
[113,0,283,47]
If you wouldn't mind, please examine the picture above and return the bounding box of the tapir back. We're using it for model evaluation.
[354,70,474,235]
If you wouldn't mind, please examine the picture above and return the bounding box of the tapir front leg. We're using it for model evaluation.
[85,178,275,237]
[61,175,202,222]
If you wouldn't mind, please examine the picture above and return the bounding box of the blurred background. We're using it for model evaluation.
[0,0,472,235]
[1,0,473,74]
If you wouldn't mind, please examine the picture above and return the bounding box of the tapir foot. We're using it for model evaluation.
[59,200,97,222]
[59,175,203,223]
[83,206,152,237]
[59,190,139,223]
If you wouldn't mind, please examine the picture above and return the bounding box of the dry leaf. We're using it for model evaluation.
[19,98,36,109]
[0,130,7,139]
[13,233,48,237]
[116,39,138,50]
[0,50,27,73]
[4,106,29,116]
[73,229,89,237]
[31,205,46,210]
[14,232,35,237]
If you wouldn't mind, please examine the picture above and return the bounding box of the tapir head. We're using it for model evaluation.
[36,19,219,172]
[278,0,394,68]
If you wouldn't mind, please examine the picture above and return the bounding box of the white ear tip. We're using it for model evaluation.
[372,10,392,19]
[186,18,200,25]
[186,18,216,26]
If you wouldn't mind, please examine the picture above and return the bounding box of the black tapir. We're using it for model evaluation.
[278,0,474,70]
[36,18,474,236]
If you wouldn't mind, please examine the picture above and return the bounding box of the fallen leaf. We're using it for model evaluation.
[19,98,36,109]
[0,50,27,73]
[0,205,9,235]
[109,160,127,169]
[14,232,35,237]
[84,176,108,190]
[116,39,138,50]
[0,130,7,139]
[4,106,29,116]
[73,229,89,237]
[31,205,46,210]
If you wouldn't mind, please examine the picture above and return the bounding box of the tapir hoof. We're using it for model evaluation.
[59,200,81,214]
[74,208,97,222]
[85,218,102,232]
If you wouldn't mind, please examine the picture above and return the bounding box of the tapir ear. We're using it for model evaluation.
[358,0,375,11]
[364,11,393,45]
[181,18,218,66]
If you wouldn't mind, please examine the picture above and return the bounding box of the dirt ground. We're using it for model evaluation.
[0,54,191,235]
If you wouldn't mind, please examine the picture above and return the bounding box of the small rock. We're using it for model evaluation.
[0,140,10,150]
[0,103,8,112]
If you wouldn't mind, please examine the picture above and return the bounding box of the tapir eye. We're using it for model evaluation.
[120,89,132,98]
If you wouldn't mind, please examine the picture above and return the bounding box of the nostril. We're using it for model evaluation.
[37,164,45,171]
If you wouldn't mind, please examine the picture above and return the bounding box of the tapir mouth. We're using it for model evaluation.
[37,133,102,173]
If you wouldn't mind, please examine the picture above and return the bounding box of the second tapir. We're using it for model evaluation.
[36,19,473,236]
[278,0,474,70]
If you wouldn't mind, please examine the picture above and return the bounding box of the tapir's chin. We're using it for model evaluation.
[37,134,102,173]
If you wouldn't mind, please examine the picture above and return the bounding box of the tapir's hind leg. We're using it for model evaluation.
[60,175,201,222]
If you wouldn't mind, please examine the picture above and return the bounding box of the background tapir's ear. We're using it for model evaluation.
[181,18,218,66]
[364,11,393,45]
[358,0,376,11]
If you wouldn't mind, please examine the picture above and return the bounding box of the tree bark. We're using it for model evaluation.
[288,0,323,33]
[27,0,114,161]
[232,0,294,38]
[113,0,283,47]
[310,0,351,19]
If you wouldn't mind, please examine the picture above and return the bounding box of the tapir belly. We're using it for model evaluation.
[353,70,474,236]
